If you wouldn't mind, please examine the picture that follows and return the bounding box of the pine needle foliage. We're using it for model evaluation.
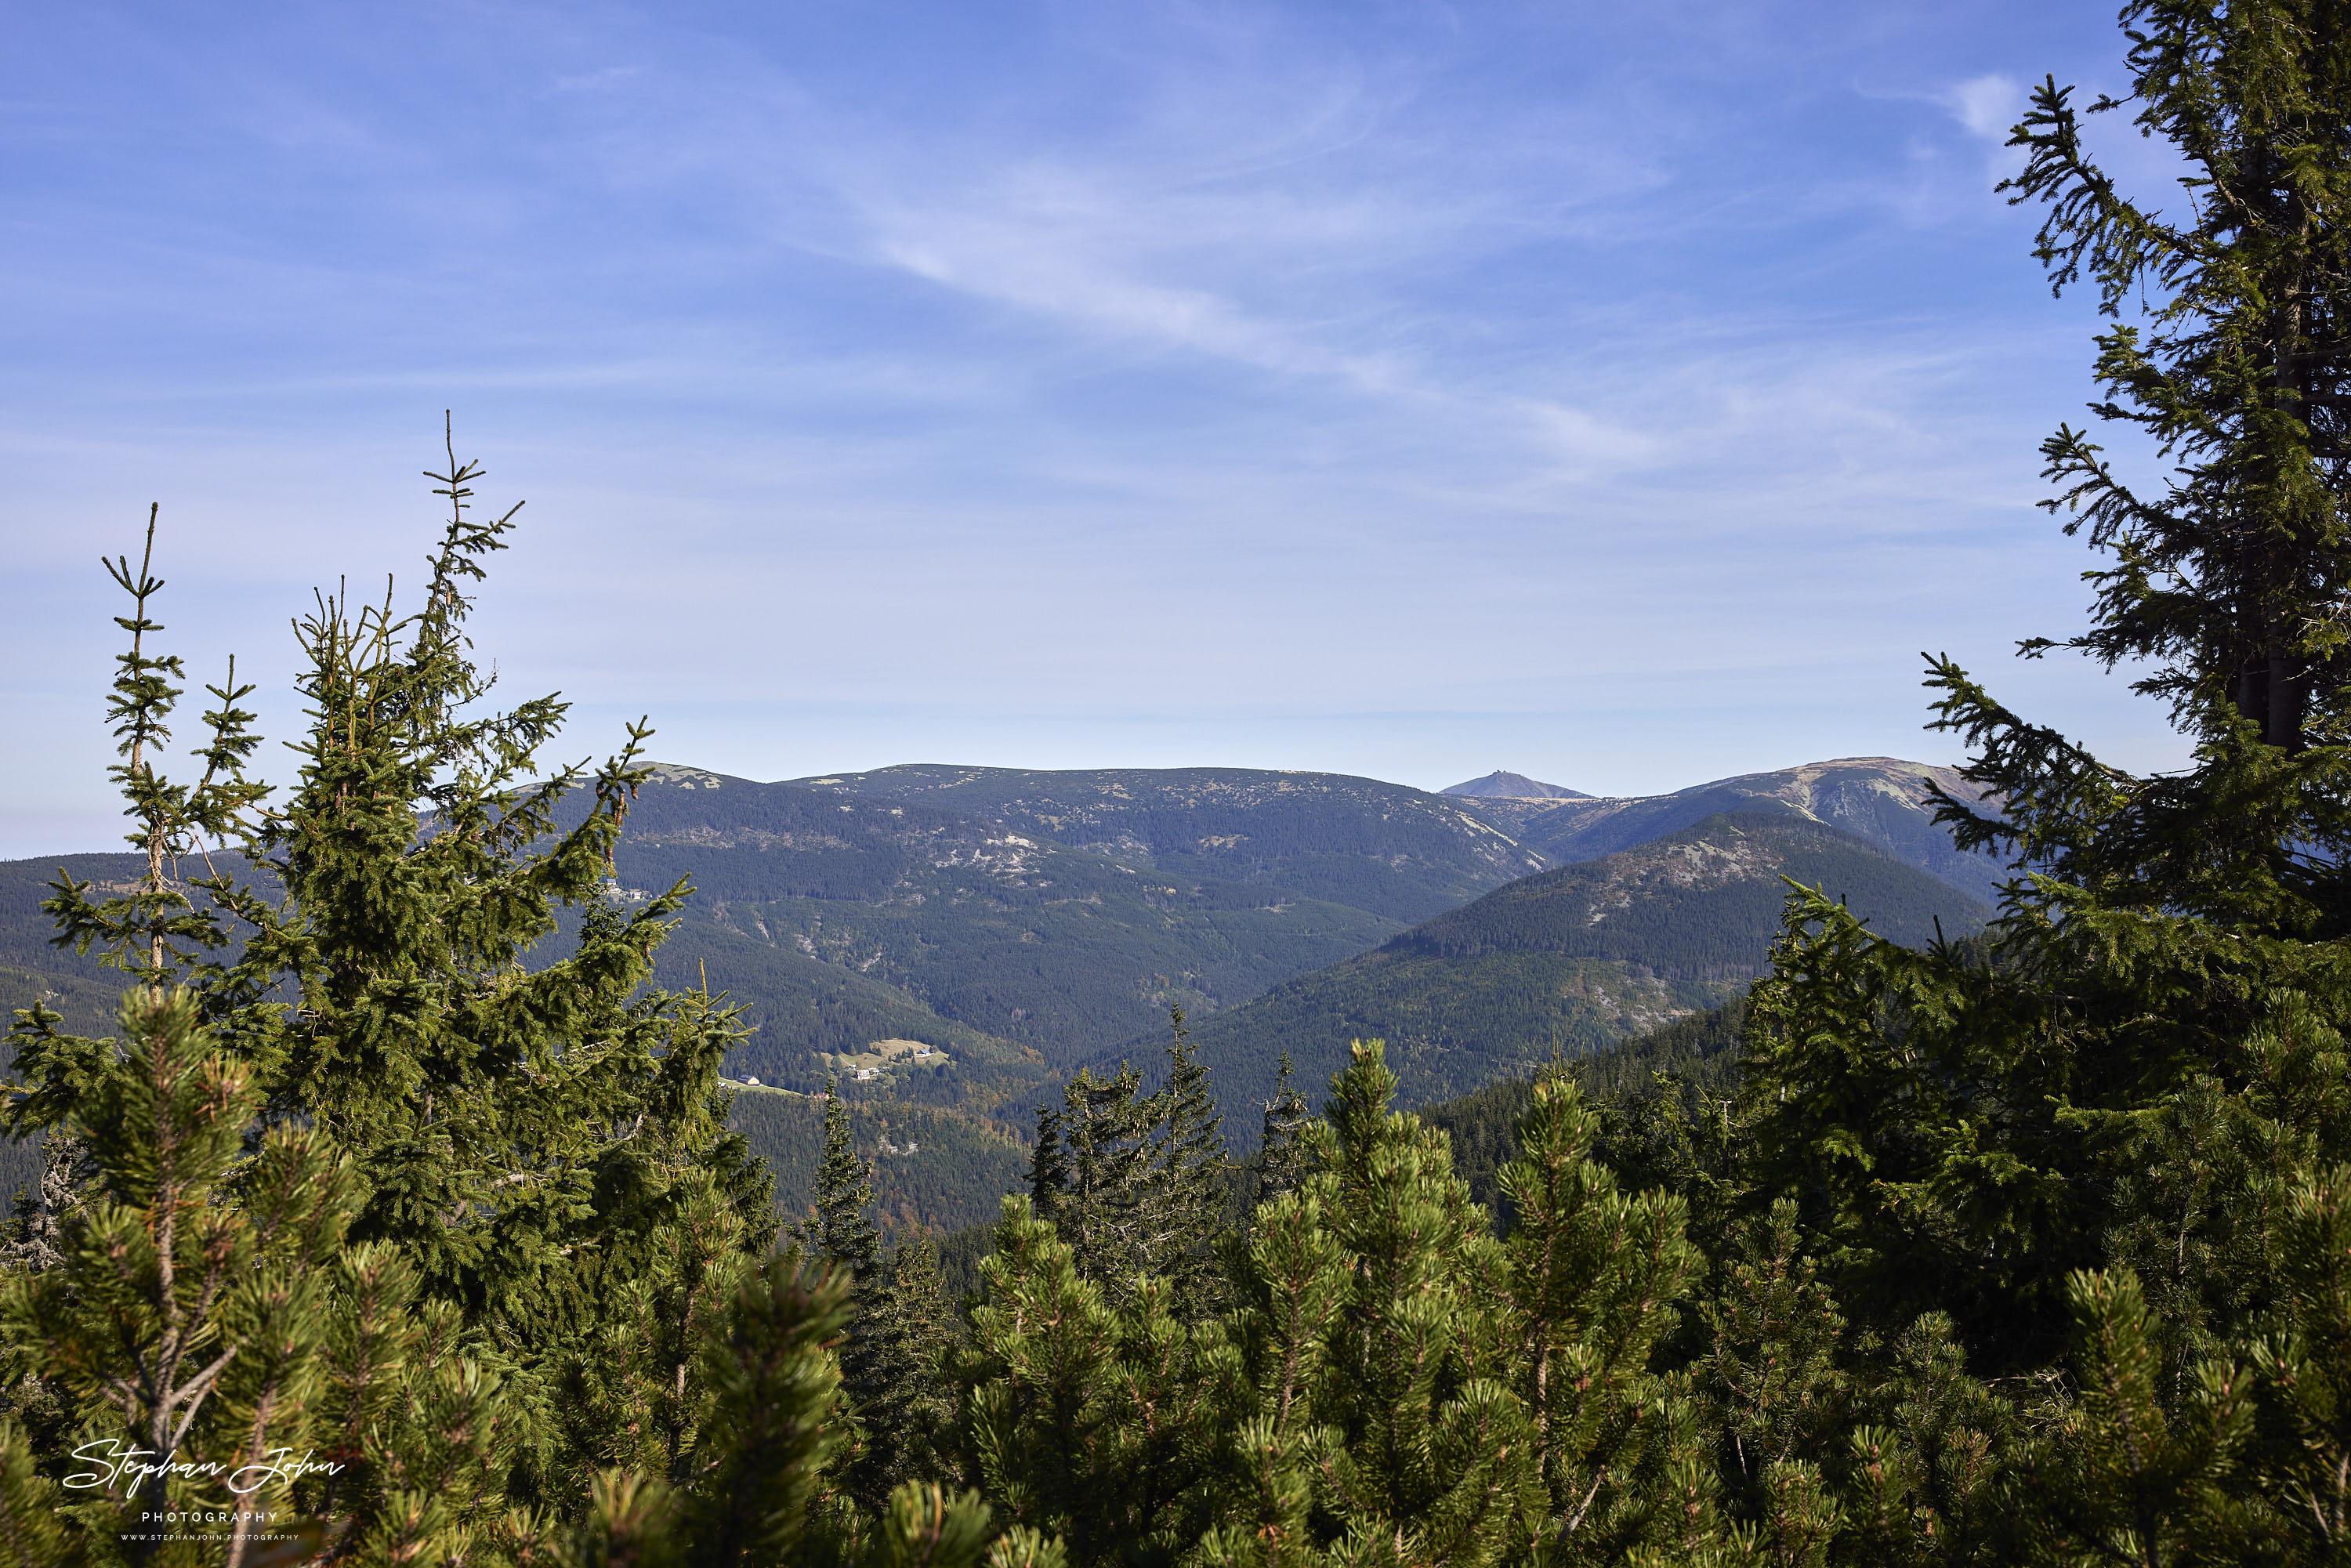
[0,433,840,1560]
[1252,1052,1313,1210]
[20,5,2351,1551]
[1024,1013,1232,1311]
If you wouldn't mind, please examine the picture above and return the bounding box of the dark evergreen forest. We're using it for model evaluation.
[8,6,2351,1564]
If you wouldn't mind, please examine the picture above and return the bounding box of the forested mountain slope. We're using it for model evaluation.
[2,758,2001,1191]
[727,1087,1031,1240]
[1496,755,2007,904]
[1403,809,1985,969]
[782,762,1549,921]
[1107,811,1988,1135]
[595,765,1399,1074]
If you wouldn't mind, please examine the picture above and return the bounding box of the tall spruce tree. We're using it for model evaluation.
[793,1081,899,1512]
[860,1237,962,1506]
[1025,1016,1230,1313]
[1139,1008,1228,1316]
[1024,1066,1154,1291]
[1720,5,2351,1557]
[1252,1052,1312,1211]
[2001,2,2351,769]
[799,1081,884,1286]
[1950,0,2351,929]
[3,437,784,1543]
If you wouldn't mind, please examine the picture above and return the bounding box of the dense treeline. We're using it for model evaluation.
[926,994,1751,1301]
[1416,995,1749,1220]
[10,8,2351,1563]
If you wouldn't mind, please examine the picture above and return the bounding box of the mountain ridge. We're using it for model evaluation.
[1440,770,1590,800]
[5,754,2007,1150]
[1096,809,1991,1134]
[781,762,1550,922]
[1475,755,2007,906]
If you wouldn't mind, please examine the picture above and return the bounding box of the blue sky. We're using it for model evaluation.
[3,0,2195,856]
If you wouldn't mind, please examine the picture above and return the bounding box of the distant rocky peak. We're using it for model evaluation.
[1440,770,1590,800]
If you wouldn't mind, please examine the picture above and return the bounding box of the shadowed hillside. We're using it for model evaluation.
[1501,756,2007,905]
[589,766,1401,1071]
[1109,811,1989,1136]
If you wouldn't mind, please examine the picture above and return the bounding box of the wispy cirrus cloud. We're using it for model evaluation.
[0,0,2190,855]
[1945,73,2024,139]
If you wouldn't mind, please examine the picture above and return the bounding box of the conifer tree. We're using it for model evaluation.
[795,1081,894,1510]
[1138,1008,1228,1316]
[1025,1017,1230,1313]
[1204,1041,1535,1566]
[950,1197,1233,1567]
[1023,1066,1154,1291]
[1027,1102,1070,1226]
[800,1081,884,1285]
[0,989,358,1564]
[1719,8,2351,1558]
[573,1155,759,1485]
[1498,1072,1710,1563]
[0,1138,82,1275]
[1828,1312,2012,1568]
[0,990,527,1567]
[1909,1,2351,936]
[563,1262,1030,1568]
[1253,1052,1312,1211]
[2012,1268,2264,1565]
[1310,1041,1529,1555]
[2249,1166,2351,1559]
[46,506,270,992]
[1196,1149,1351,1568]
[1999,2,2351,770]
[4,436,780,1539]
[1696,1201,1852,1552]
[860,1237,961,1504]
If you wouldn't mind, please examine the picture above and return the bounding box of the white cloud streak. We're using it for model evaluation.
[0,0,2196,854]
[1946,73,2023,139]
